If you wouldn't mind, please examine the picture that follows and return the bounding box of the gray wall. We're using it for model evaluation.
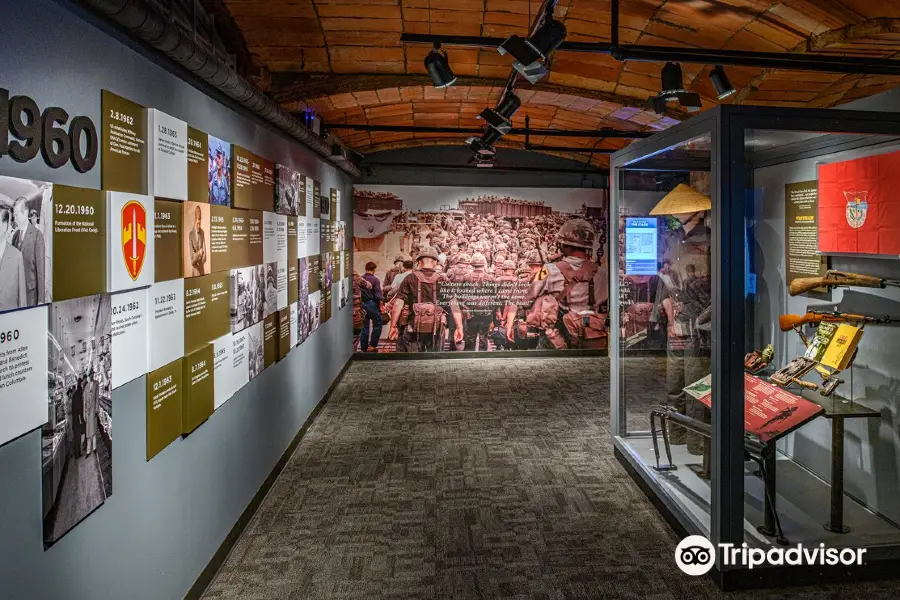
[753,138,900,527]
[0,1,353,599]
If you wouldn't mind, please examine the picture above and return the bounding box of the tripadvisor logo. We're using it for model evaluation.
[675,535,867,575]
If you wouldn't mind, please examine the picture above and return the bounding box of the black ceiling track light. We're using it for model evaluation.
[651,62,702,114]
[424,43,456,88]
[498,16,567,84]
[710,65,736,100]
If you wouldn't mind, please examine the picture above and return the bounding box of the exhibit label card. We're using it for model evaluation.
[150,109,188,201]
[277,260,288,311]
[184,271,230,355]
[263,312,278,369]
[154,198,182,282]
[330,188,337,221]
[183,344,214,435]
[186,126,209,203]
[146,358,183,460]
[101,90,148,195]
[0,306,48,447]
[313,180,321,218]
[305,176,314,219]
[248,210,264,266]
[263,212,278,263]
[212,334,233,409]
[228,209,250,269]
[210,205,231,273]
[233,145,256,210]
[111,288,149,389]
[230,327,250,395]
[297,215,308,258]
[53,185,106,302]
[786,181,828,287]
[108,192,155,292]
[278,306,291,361]
[148,278,184,372]
[289,302,298,348]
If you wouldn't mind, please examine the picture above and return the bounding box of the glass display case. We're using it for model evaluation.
[610,105,900,587]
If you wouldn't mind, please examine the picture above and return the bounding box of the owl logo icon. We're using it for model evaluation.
[844,190,868,229]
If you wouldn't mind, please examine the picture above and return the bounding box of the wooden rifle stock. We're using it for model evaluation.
[789,270,887,296]
[778,313,818,332]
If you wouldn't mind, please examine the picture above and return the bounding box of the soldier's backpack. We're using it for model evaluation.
[410,270,442,336]
[556,261,608,350]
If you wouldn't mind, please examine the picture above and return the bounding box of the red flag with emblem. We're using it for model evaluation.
[818,149,900,256]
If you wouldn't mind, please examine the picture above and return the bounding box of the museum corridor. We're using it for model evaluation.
[200,358,899,600]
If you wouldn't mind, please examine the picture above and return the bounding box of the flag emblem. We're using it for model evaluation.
[844,190,868,229]
[121,200,147,281]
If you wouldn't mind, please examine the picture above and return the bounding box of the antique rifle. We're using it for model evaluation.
[778,310,891,333]
[789,270,900,296]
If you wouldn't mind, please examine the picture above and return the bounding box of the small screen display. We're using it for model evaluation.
[625,217,658,276]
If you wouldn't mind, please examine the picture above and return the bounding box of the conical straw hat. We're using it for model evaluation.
[649,183,711,216]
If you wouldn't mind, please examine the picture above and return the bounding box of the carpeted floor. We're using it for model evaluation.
[201,357,900,599]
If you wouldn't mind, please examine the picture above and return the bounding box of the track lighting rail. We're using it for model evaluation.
[401,34,900,76]
[327,124,653,138]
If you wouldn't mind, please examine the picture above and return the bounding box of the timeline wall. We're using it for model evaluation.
[0,1,352,599]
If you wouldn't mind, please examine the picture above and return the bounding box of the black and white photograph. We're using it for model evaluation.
[0,175,52,312]
[339,278,350,310]
[336,221,346,252]
[309,290,321,334]
[297,258,310,343]
[230,265,265,333]
[43,293,112,546]
[264,262,278,317]
[275,164,303,216]
[247,322,264,380]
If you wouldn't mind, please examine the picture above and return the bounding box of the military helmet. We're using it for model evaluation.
[502,260,516,270]
[556,218,595,249]
[457,253,471,265]
[525,250,542,266]
[394,253,406,263]
[471,253,487,267]
[416,246,440,261]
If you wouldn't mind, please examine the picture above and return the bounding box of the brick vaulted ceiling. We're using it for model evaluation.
[220,0,900,167]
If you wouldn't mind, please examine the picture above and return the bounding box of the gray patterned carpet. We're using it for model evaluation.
[202,357,900,599]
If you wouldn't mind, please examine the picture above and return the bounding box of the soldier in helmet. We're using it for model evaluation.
[208,142,231,206]
[456,252,496,351]
[383,254,406,292]
[521,218,609,350]
[389,246,464,352]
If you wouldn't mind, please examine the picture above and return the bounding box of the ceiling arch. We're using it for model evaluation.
[217,0,900,160]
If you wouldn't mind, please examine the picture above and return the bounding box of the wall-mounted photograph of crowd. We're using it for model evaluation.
[43,293,112,546]
[352,186,609,354]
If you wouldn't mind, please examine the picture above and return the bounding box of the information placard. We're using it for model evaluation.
[184,271,230,355]
[111,288,148,389]
[247,210,264,266]
[210,204,231,272]
[624,217,658,276]
[212,334,233,409]
[53,185,106,302]
[230,326,251,394]
[146,358,182,460]
[228,209,250,269]
[263,312,278,368]
[278,306,291,361]
[148,278,184,372]
[101,90,147,194]
[786,181,827,286]
[183,344,214,435]
[186,126,209,203]
[154,198,182,282]
[149,109,187,201]
[0,305,48,447]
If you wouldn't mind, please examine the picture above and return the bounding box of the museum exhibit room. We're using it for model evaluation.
[6,1,900,599]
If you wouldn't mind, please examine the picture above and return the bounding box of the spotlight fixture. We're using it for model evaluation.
[498,17,567,84]
[424,43,457,88]
[650,62,702,114]
[710,65,736,100]
[477,92,521,135]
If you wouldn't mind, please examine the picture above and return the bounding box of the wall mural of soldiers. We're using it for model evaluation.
[352,188,609,354]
